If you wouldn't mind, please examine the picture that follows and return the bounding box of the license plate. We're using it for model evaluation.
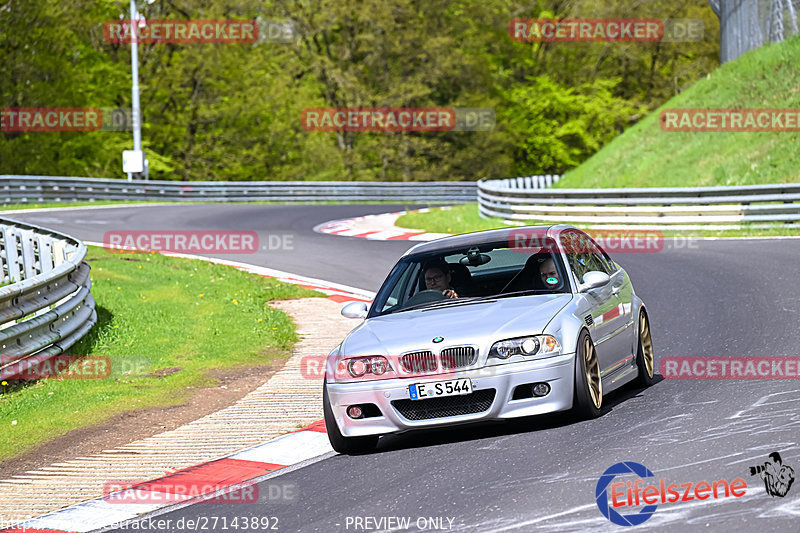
[409,378,472,400]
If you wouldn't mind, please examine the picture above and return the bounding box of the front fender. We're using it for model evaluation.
[543,304,587,357]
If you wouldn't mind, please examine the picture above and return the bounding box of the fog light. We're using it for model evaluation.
[532,383,550,397]
[347,405,364,419]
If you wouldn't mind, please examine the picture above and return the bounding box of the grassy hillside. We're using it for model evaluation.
[555,35,800,188]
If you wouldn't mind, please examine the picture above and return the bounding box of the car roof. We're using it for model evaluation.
[402,224,575,257]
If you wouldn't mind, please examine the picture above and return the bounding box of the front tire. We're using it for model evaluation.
[634,310,655,387]
[573,330,602,419]
[323,380,378,454]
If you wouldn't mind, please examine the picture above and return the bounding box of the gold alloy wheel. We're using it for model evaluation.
[640,312,655,379]
[584,336,602,409]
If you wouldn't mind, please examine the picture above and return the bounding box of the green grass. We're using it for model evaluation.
[398,39,800,237]
[397,204,512,234]
[555,34,800,188]
[0,246,324,460]
[395,203,800,237]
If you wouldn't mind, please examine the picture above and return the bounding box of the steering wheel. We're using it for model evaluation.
[402,289,447,308]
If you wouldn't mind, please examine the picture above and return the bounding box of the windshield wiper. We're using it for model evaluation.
[475,289,560,301]
[397,296,483,313]
[386,289,561,315]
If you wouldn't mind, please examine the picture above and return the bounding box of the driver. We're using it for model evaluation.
[538,257,560,287]
[423,262,459,299]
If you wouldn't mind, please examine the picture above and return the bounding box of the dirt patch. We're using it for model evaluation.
[0,356,288,479]
[147,366,183,379]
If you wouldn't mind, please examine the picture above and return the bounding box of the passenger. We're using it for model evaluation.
[423,262,459,299]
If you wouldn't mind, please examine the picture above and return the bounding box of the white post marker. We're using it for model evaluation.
[122,149,145,181]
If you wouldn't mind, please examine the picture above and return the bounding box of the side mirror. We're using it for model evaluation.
[341,301,368,319]
[578,271,610,293]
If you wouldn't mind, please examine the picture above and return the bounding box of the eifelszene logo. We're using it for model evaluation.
[749,452,795,497]
[595,461,748,526]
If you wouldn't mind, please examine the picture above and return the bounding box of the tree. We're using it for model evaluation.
[0,0,724,181]
[709,0,799,63]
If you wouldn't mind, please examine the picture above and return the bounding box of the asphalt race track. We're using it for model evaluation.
[11,204,800,532]
[13,204,415,289]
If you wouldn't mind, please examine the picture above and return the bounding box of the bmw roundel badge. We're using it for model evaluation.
[432,336,444,343]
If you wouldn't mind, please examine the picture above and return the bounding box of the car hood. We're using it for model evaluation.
[342,294,572,356]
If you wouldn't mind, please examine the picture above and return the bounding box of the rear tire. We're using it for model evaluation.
[573,330,602,419]
[634,310,655,387]
[323,379,379,454]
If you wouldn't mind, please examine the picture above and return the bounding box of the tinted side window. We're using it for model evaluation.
[584,235,617,272]
[377,262,419,313]
[562,231,611,281]
[584,238,613,274]
[600,248,617,272]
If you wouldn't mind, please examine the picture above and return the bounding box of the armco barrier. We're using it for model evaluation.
[0,218,96,379]
[0,176,477,204]
[478,177,800,228]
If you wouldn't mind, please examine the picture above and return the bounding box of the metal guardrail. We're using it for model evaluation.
[0,219,96,379]
[478,178,800,228]
[0,176,477,204]
[486,175,562,190]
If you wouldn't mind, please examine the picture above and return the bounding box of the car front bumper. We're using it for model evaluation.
[326,352,576,437]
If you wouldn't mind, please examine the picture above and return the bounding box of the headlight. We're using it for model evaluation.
[370,357,389,375]
[488,335,561,360]
[347,358,368,377]
[344,356,394,378]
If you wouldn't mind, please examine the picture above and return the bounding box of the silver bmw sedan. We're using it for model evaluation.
[323,225,654,454]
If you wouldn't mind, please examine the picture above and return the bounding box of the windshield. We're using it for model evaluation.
[368,240,570,317]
